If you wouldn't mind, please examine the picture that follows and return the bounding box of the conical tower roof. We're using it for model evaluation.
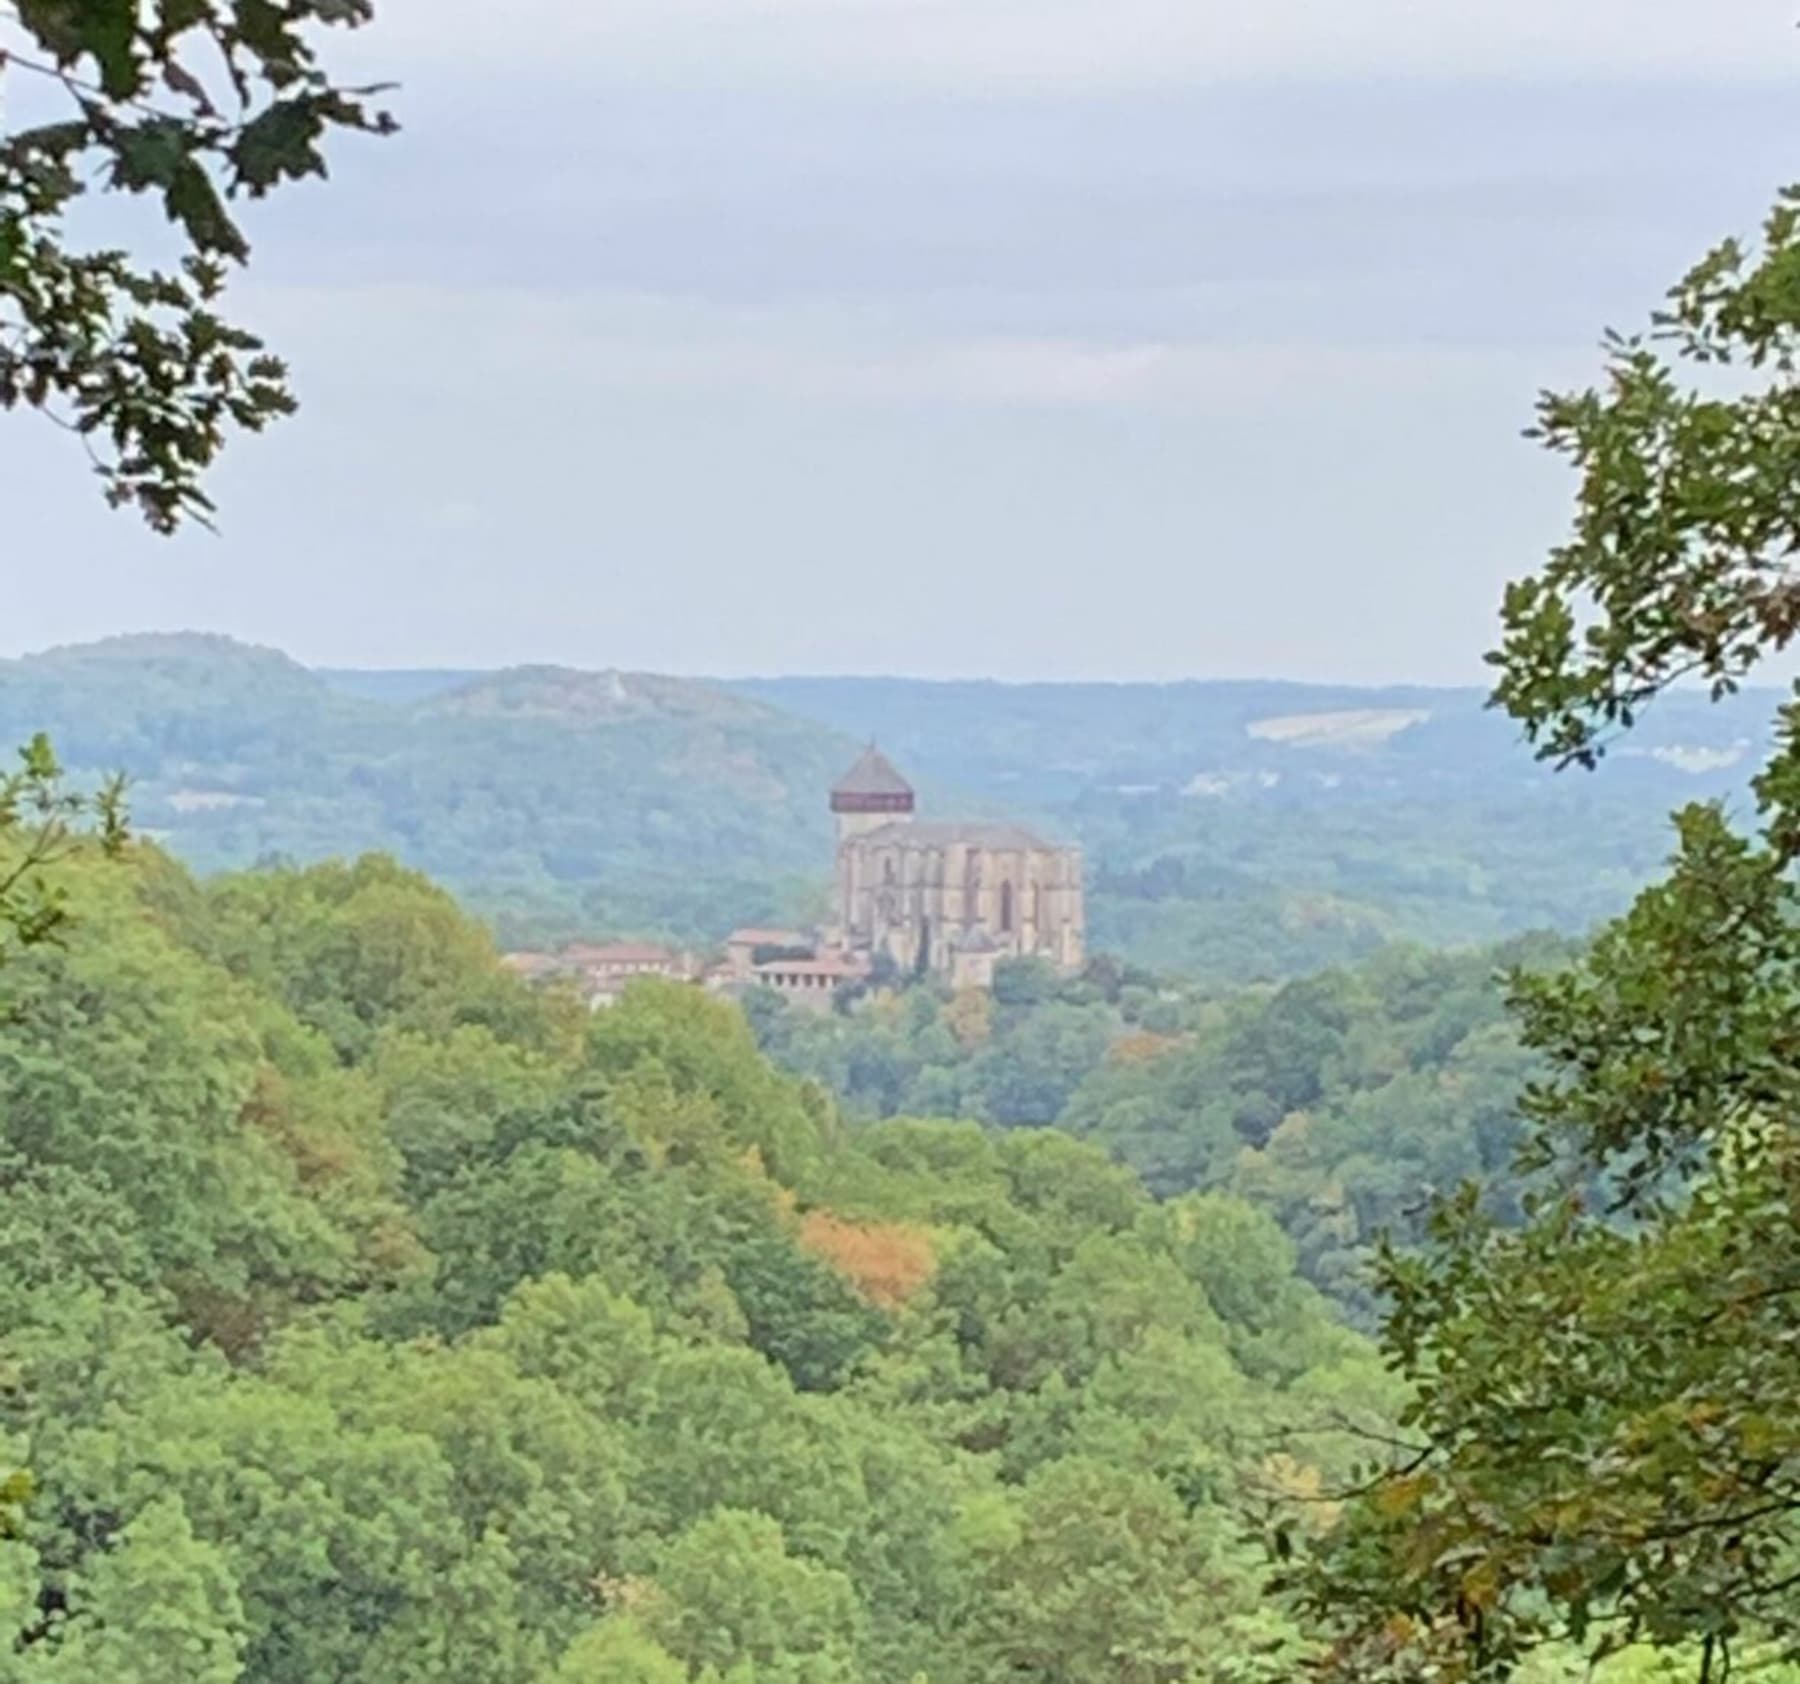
[831,743,915,813]
[833,743,912,798]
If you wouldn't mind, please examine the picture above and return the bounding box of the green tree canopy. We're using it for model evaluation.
[1296,188,1800,1682]
[0,735,124,964]
[1,0,393,530]
[0,836,1391,1683]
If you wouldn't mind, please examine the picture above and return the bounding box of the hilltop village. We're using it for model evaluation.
[507,746,1085,1010]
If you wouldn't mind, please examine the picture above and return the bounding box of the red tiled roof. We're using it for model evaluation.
[565,943,680,965]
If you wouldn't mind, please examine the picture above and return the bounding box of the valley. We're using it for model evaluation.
[0,633,1771,985]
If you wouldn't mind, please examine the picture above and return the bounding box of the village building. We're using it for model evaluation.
[504,941,693,1008]
[511,749,1085,1014]
[563,942,691,982]
[723,927,814,984]
[751,952,868,1014]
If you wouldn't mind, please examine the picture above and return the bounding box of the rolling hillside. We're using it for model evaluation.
[730,674,1773,976]
[0,636,1771,978]
[0,635,849,944]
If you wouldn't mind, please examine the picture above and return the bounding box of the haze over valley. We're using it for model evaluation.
[1,631,1768,983]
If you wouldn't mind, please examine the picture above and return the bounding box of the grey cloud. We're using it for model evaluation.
[362,0,1798,89]
[6,5,1798,683]
[267,79,1793,341]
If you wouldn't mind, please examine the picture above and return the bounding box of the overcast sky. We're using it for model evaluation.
[5,0,1798,682]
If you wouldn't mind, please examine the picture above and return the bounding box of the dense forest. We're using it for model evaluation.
[1,839,1409,1681]
[0,634,1772,984]
[3,842,1781,1681]
[748,942,1559,1317]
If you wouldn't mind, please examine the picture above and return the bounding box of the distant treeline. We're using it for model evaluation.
[0,633,1771,983]
[750,938,1566,1318]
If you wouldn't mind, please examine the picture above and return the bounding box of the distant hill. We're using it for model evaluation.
[1,637,1774,979]
[729,674,1774,976]
[0,635,851,945]
[725,674,1766,802]
[315,667,480,706]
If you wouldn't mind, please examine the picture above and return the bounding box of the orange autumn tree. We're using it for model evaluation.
[798,1211,937,1310]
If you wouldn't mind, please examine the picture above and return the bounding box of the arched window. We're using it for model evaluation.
[999,881,1015,934]
[884,857,896,885]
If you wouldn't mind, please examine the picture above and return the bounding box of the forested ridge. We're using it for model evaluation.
[0,635,844,949]
[748,939,1564,1319]
[0,633,1773,982]
[5,841,1779,1682]
[0,839,1401,1682]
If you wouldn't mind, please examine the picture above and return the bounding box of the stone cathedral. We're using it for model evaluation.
[828,745,1084,986]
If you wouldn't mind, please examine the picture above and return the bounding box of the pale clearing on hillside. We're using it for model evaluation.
[1246,708,1430,749]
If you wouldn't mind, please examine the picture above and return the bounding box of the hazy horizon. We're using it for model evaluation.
[7,625,1504,690]
[14,627,1798,705]
[9,0,1799,684]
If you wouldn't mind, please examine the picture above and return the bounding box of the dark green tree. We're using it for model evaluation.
[1296,189,1800,1681]
[2,0,394,531]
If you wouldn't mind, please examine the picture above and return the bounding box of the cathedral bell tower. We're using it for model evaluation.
[831,744,914,948]
[830,743,914,843]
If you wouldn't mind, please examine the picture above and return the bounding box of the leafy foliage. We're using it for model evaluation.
[1295,189,1800,1681]
[753,938,1561,1318]
[0,732,126,976]
[0,840,1391,1681]
[1491,188,1800,773]
[0,0,393,528]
